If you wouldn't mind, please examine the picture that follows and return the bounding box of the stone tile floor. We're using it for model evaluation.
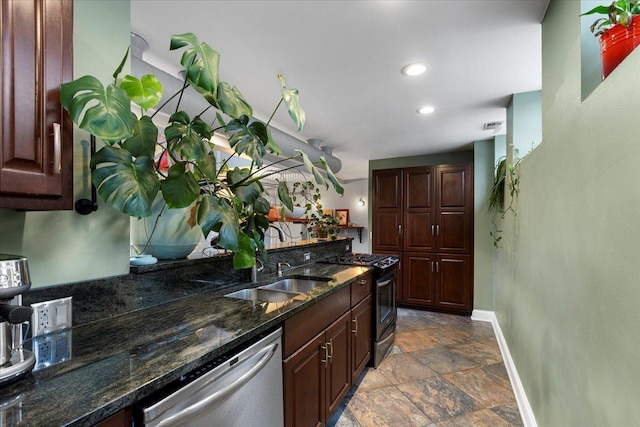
[329,308,524,427]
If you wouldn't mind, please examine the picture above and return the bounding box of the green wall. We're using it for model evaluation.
[495,0,640,425]
[0,0,132,287]
[473,140,495,311]
[508,90,542,157]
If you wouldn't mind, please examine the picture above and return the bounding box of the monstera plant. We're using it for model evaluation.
[61,33,343,268]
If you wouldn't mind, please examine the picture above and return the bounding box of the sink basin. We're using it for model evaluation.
[224,288,301,303]
[260,277,331,293]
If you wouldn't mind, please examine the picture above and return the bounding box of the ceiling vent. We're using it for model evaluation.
[483,121,504,131]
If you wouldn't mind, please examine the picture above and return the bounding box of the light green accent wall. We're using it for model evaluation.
[494,134,507,165]
[0,0,132,287]
[495,0,640,425]
[473,140,495,311]
[507,90,542,157]
[581,1,605,99]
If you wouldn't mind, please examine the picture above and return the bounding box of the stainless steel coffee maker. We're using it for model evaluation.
[0,254,35,384]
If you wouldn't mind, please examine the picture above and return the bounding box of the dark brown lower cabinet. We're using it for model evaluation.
[402,252,472,315]
[351,295,372,382]
[93,408,132,427]
[283,273,373,427]
[284,311,351,427]
[284,332,326,427]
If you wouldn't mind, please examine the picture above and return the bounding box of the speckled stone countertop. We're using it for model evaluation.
[0,253,368,426]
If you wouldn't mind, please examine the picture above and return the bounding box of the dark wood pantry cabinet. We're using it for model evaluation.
[0,0,74,210]
[373,163,474,315]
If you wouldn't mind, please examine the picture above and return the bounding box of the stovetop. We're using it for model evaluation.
[322,253,398,269]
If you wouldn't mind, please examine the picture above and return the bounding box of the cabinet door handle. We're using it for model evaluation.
[53,123,62,174]
[431,261,434,272]
[436,224,440,235]
[431,225,434,235]
[358,279,367,286]
[398,224,402,235]
[327,341,333,362]
[352,319,358,335]
[436,262,440,273]
[320,344,329,366]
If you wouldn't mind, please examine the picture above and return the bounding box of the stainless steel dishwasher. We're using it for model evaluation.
[137,328,283,427]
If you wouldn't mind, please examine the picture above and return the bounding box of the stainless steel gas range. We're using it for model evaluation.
[321,253,399,367]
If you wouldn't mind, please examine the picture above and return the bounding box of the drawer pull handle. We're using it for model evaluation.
[53,123,62,174]
[320,344,329,366]
[358,279,367,285]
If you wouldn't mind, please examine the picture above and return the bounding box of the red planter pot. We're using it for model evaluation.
[600,15,640,78]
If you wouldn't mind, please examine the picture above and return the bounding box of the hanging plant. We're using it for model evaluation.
[487,156,520,248]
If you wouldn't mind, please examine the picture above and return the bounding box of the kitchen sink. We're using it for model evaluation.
[224,276,332,303]
[260,277,331,293]
[224,288,302,303]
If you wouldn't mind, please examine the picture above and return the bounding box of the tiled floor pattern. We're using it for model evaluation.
[329,308,524,427]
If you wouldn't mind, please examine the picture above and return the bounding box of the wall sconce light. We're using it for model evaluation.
[358,197,366,207]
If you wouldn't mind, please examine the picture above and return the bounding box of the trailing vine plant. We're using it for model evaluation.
[487,156,521,248]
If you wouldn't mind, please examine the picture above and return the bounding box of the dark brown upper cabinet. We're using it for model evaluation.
[0,0,74,210]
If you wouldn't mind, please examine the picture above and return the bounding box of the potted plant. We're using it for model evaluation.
[307,211,340,241]
[487,156,520,248]
[60,32,343,268]
[581,0,640,78]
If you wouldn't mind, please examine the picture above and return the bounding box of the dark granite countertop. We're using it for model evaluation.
[0,260,369,426]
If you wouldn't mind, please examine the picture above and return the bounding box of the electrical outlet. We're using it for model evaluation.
[31,297,72,337]
[32,330,72,370]
[304,252,311,261]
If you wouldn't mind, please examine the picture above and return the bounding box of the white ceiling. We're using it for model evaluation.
[131,0,548,181]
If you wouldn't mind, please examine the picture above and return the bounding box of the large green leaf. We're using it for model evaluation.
[233,232,255,269]
[227,168,261,203]
[277,181,293,211]
[226,118,269,166]
[122,116,158,158]
[253,197,271,215]
[195,151,217,183]
[319,157,344,195]
[165,114,211,162]
[264,127,282,155]
[217,82,252,119]
[60,75,135,142]
[298,150,326,188]
[278,74,305,131]
[170,33,220,104]
[160,162,201,208]
[198,195,240,250]
[90,146,160,218]
[120,74,163,112]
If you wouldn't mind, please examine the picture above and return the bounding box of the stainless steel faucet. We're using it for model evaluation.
[277,262,291,277]
[251,258,264,283]
[268,224,286,242]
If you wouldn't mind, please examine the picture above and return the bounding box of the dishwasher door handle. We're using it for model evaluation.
[156,341,279,427]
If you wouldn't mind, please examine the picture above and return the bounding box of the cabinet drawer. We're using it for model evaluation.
[351,272,372,306]
[283,285,350,358]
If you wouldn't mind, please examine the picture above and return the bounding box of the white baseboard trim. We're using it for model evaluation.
[474,310,538,427]
[471,309,494,322]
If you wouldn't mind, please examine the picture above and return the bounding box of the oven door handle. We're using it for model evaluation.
[377,279,392,288]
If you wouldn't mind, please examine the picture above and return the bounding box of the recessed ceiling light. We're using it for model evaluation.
[417,106,436,115]
[401,63,429,77]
